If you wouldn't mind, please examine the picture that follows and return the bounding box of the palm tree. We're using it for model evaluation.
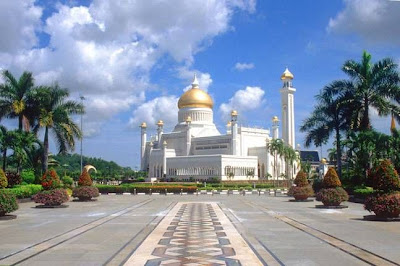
[31,84,84,172]
[0,70,35,131]
[301,81,349,178]
[0,126,13,171]
[266,138,285,186]
[342,51,400,130]
[11,131,38,173]
[282,144,299,182]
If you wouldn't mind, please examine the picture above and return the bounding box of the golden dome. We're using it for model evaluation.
[157,120,164,126]
[321,158,327,164]
[178,74,214,109]
[281,67,294,80]
[227,121,232,127]
[140,122,147,128]
[272,116,279,122]
[231,110,238,116]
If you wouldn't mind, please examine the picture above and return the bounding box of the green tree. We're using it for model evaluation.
[282,144,299,182]
[341,51,400,130]
[301,81,349,178]
[0,70,35,131]
[31,84,84,172]
[266,139,285,186]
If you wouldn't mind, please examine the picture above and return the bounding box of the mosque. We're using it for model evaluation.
[139,68,297,181]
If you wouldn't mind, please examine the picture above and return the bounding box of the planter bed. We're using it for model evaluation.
[0,214,17,220]
[315,205,348,209]
[36,204,69,208]
[363,215,400,222]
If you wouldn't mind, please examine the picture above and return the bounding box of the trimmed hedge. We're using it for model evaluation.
[72,186,99,200]
[6,184,43,199]
[353,187,374,199]
[0,169,7,188]
[33,188,69,206]
[96,184,197,194]
[316,187,349,206]
[323,168,342,188]
[41,169,62,190]
[365,193,400,218]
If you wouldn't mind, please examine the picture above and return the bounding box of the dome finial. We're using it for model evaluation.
[281,67,294,80]
[192,73,199,89]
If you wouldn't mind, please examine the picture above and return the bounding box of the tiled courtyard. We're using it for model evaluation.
[1,194,399,266]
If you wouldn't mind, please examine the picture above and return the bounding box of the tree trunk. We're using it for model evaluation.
[335,129,342,179]
[362,97,370,130]
[2,149,6,171]
[42,127,49,173]
[18,115,23,131]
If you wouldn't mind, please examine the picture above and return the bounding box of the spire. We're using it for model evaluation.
[191,73,199,89]
[391,114,396,131]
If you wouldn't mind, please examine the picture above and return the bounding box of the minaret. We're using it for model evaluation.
[186,116,192,155]
[231,110,238,155]
[272,116,279,139]
[226,121,232,134]
[280,67,296,148]
[162,141,167,177]
[139,122,147,171]
[157,120,164,142]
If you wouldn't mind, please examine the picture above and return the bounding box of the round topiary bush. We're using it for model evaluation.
[323,168,342,188]
[316,187,349,206]
[289,170,314,200]
[0,169,8,188]
[72,186,99,201]
[369,159,400,193]
[78,170,93,186]
[317,167,348,206]
[41,169,62,190]
[364,193,400,218]
[0,189,18,216]
[32,188,69,206]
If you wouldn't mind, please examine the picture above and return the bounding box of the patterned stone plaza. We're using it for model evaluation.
[0,195,400,265]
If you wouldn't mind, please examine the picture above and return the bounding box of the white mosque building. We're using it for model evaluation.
[139,68,297,181]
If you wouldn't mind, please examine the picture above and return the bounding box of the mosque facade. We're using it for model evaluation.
[139,68,297,181]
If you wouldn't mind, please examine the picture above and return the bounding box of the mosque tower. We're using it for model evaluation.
[280,68,296,148]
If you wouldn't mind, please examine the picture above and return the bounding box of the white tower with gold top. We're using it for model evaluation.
[280,68,296,149]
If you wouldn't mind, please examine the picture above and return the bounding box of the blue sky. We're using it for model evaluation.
[1,0,400,168]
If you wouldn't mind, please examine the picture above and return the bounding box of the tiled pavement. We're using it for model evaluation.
[1,195,400,265]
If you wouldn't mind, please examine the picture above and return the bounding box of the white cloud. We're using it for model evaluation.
[0,0,256,136]
[219,86,265,120]
[128,96,179,130]
[0,0,42,53]
[328,0,400,44]
[234,62,255,71]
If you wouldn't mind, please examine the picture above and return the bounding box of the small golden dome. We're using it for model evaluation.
[321,158,327,164]
[272,116,279,122]
[281,67,294,80]
[140,122,147,128]
[227,121,232,127]
[157,120,164,126]
[178,74,213,109]
[231,110,238,116]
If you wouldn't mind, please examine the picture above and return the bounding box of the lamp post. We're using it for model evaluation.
[80,95,85,173]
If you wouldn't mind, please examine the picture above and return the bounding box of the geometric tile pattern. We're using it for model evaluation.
[124,202,262,266]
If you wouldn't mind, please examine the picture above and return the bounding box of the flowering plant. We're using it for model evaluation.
[322,168,342,188]
[78,170,93,186]
[294,170,308,187]
[72,186,99,200]
[316,187,349,206]
[41,169,61,190]
[364,193,400,218]
[369,159,400,193]
[33,188,69,206]
[289,185,314,200]
[0,189,18,215]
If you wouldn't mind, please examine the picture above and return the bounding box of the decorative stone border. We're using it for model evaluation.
[35,204,69,208]
[0,214,17,220]
[363,215,400,222]
[289,199,314,202]
[315,205,348,209]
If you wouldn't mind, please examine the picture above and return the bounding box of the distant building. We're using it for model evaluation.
[139,68,298,181]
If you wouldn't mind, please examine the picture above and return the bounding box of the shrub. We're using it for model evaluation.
[62,176,74,188]
[316,187,349,206]
[289,186,314,200]
[322,168,342,188]
[33,188,69,206]
[0,189,18,215]
[72,186,99,200]
[353,187,374,199]
[6,184,43,199]
[41,169,62,190]
[0,169,7,188]
[364,193,400,218]
[312,179,323,193]
[78,170,93,186]
[137,177,145,182]
[368,159,400,193]
[6,172,22,187]
[294,170,308,187]
[21,169,35,184]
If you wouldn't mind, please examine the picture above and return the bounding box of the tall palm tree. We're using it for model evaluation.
[282,144,299,182]
[342,51,400,130]
[0,70,35,131]
[266,138,285,186]
[31,84,84,172]
[0,125,13,171]
[301,81,349,178]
